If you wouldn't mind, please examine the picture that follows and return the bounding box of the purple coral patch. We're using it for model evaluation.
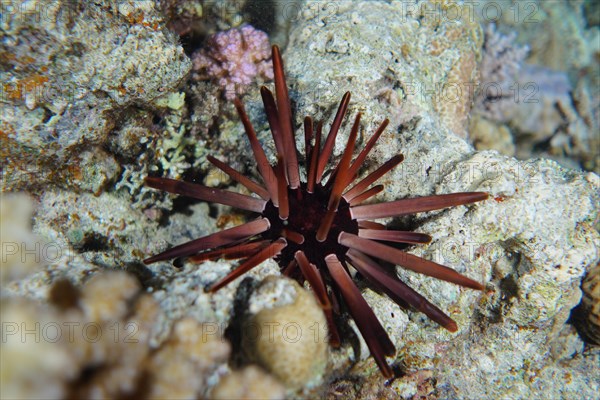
[192,25,273,100]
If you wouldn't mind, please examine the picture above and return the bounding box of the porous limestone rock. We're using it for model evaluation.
[1,0,191,193]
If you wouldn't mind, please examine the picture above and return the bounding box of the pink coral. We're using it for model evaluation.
[192,25,273,100]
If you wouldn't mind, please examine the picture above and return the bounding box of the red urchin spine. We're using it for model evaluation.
[144,45,488,379]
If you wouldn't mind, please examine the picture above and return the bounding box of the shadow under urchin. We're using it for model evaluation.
[144,45,488,378]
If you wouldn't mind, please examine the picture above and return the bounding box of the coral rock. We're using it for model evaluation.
[211,365,286,400]
[146,317,231,399]
[0,272,230,399]
[242,276,328,390]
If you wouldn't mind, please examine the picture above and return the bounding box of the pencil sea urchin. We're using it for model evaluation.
[144,45,488,378]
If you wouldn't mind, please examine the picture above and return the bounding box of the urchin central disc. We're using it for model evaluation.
[261,183,358,269]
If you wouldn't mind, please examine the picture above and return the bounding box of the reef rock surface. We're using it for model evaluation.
[1,1,598,399]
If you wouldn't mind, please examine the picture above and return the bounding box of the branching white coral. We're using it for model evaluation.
[150,104,192,179]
